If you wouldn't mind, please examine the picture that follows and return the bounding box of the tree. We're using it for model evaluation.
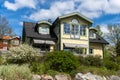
[96,25,103,36]
[106,24,120,56]
[116,41,120,56]
[0,15,14,36]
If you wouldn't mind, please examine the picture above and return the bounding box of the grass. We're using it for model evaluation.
[70,65,119,78]
[0,64,32,80]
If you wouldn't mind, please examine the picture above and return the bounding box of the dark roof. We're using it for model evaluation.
[90,33,109,44]
[23,22,57,40]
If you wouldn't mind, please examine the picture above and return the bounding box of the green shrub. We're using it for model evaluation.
[6,44,40,64]
[78,55,103,67]
[0,64,32,80]
[116,56,120,65]
[30,62,45,74]
[104,60,120,71]
[77,56,85,65]
[46,70,59,77]
[45,51,79,73]
[0,56,3,65]
[84,56,103,67]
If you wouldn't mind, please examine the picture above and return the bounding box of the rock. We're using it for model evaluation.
[41,74,53,80]
[75,73,84,80]
[75,72,105,80]
[55,74,71,80]
[103,76,107,80]
[32,74,41,80]
[110,75,120,80]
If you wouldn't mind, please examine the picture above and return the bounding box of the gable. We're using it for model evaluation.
[58,12,93,24]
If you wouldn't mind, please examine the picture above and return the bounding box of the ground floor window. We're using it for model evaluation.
[90,48,93,54]
[33,44,50,52]
[64,47,87,55]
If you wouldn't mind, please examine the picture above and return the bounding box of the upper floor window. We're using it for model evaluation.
[80,25,86,36]
[39,26,49,34]
[3,40,8,44]
[90,31,96,39]
[71,24,80,39]
[12,40,19,45]
[64,23,70,34]
[72,19,78,24]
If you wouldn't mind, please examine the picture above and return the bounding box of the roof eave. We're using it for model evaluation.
[38,21,52,26]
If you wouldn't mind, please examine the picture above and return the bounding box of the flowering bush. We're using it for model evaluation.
[6,44,40,64]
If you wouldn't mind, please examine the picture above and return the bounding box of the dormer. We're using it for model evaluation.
[37,21,52,35]
[89,27,97,39]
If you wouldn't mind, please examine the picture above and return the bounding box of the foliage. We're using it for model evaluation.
[0,64,32,80]
[30,62,45,74]
[116,41,120,56]
[78,55,103,67]
[75,66,117,76]
[73,47,86,54]
[6,44,40,64]
[106,24,120,45]
[96,25,103,36]
[116,56,120,65]
[46,70,59,77]
[0,56,3,65]
[105,24,120,56]
[104,60,120,71]
[0,15,14,36]
[45,51,79,73]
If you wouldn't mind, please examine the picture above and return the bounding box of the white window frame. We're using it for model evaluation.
[12,40,19,45]
[64,23,70,34]
[70,24,80,39]
[90,31,96,39]
[90,48,94,54]
[80,25,86,36]
[3,46,7,50]
[39,26,49,34]
[3,40,8,44]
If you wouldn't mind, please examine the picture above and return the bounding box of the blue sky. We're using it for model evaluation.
[0,0,120,36]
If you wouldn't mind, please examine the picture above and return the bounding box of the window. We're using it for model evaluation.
[34,44,50,52]
[90,48,93,54]
[90,31,96,38]
[39,27,49,34]
[72,19,78,24]
[71,24,79,39]
[3,40,8,44]
[3,46,7,50]
[64,47,87,55]
[80,25,86,36]
[64,23,70,34]
[12,40,19,45]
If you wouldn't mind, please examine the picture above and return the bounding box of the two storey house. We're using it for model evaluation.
[22,12,108,57]
[0,36,20,51]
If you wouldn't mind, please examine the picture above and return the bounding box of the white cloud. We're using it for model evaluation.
[25,0,120,21]
[4,0,37,11]
[28,1,75,21]
[104,0,120,14]
[100,24,109,34]
[19,22,23,26]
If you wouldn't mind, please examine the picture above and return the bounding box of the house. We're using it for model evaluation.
[22,12,108,58]
[0,36,20,51]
